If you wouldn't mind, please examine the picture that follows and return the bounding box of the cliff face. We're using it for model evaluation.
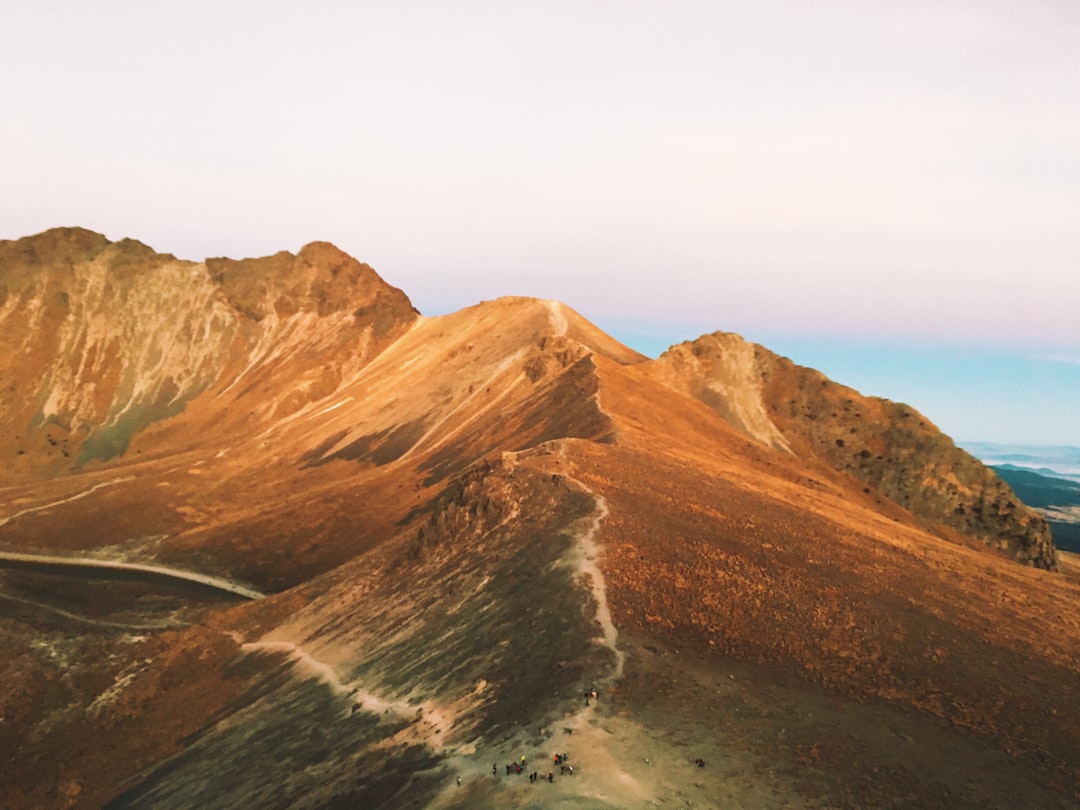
[647,332,1057,570]
[0,228,417,480]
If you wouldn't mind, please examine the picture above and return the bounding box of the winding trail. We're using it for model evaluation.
[0,591,183,630]
[565,485,624,679]
[239,638,466,752]
[241,640,412,716]
[0,476,135,528]
[0,551,264,600]
[508,441,625,681]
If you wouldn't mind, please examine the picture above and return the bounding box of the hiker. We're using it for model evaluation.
[548,772,554,783]
[554,753,561,765]
[456,776,462,786]
[492,763,497,776]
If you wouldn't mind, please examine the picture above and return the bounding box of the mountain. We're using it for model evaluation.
[962,442,1080,484]
[644,332,1056,569]
[1,228,1077,809]
[0,227,418,481]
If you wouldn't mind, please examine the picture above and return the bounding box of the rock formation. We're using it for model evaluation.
[646,332,1056,570]
[0,227,417,479]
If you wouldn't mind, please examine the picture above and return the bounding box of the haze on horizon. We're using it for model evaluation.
[2,2,1078,445]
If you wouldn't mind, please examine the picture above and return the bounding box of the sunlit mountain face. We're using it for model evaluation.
[2,229,1077,809]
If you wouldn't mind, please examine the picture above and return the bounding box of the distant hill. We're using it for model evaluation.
[963,441,1080,484]
[993,465,1080,553]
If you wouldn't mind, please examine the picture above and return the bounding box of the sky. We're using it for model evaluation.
[2,1,1078,446]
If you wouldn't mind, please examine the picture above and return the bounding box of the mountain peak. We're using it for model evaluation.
[206,241,414,321]
[646,330,1056,569]
[0,232,419,474]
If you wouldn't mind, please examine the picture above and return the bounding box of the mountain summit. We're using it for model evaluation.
[1,229,1076,808]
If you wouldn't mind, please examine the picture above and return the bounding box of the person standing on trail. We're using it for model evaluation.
[456,776,462,786]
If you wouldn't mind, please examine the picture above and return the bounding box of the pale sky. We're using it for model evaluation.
[3,2,1078,445]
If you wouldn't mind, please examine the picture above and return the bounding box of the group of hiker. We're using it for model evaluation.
[494,750,574,784]
[459,685,605,788]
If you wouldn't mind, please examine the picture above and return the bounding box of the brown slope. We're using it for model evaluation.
[142,297,624,590]
[0,296,647,807]
[0,228,418,483]
[0,295,630,592]
[573,354,1080,797]
[644,331,1057,570]
[55,349,1078,808]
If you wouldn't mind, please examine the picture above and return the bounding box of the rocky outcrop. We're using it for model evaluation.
[0,228,418,479]
[649,332,1057,570]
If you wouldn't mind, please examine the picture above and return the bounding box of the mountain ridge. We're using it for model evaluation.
[2,228,1053,569]
[2,227,1077,808]
[646,331,1056,569]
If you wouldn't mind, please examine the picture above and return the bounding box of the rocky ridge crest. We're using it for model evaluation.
[648,332,1056,569]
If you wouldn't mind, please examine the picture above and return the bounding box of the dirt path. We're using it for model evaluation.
[0,591,182,630]
[558,473,624,679]
[422,443,644,807]
[238,637,476,757]
[0,476,135,528]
